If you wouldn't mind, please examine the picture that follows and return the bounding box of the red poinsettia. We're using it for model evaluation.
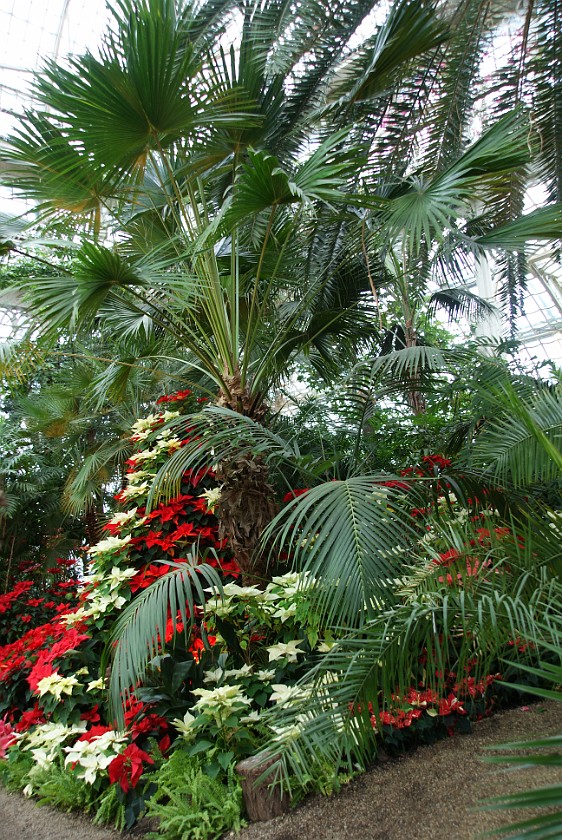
[108,743,154,792]
[14,704,45,733]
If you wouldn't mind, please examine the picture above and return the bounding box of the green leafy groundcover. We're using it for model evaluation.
[0,392,545,836]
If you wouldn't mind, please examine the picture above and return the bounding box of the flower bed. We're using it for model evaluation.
[0,394,546,837]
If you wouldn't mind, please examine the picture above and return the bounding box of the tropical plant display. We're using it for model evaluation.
[0,382,559,835]
[0,0,561,836]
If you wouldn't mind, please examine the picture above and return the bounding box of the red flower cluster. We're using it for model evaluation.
[282,488,309,503]
[375,707,424,729]
[156,389,192,404]
[0,581,33,615]
[0,610,83,686]
[108,743,154,792]
[400,454,452,478]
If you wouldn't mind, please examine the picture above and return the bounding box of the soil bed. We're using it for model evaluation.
[1,702,561,840]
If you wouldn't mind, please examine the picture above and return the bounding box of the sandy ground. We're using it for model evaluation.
[0,702,561,839]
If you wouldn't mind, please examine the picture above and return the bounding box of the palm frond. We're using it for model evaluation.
[475,204,562,251]
[63,438,132,516]
[467,383,562,487]
[325,0,447,109]
[105,558,224,726]
[428,287,497,323]
[262,476,425,626]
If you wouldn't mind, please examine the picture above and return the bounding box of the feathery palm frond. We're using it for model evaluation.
[467,383,562,487]
[262,476,428,626]
[105,558,224,726]
[262,569,562,791]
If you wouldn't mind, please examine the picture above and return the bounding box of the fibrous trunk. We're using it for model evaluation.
[215,454,278,587]
[215,372,277,585]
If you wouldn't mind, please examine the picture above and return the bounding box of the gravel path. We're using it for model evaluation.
[1,702,561,840]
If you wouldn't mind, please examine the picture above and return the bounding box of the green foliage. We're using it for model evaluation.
[465,380,562,489]
[93,784,127,831]
[480,637,562,839]
[106,559,224,726]
[145,749,245,840]
[0,750,34,791]
[34,764,98,813]
[256,504,562,793]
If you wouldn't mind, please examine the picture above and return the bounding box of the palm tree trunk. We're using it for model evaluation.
[215,455,278,587]
[215,372,277,585]
[404,319,426,415]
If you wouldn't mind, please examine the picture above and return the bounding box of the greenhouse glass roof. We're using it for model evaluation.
[0,0,561,369]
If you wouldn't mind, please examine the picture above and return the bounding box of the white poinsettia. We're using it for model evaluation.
[161,410,180,422]
[269,684,305,706]
[22,721,86,751]
[64,730,127,784]
[198,487,222,513]
[84,589,127,618]
[118,482,150,500]
[172,710,197,739]
[266,640,304,662]
[107,565,138,590]
[60,606,89,626]
[156,436,181,453]
[22,721,87,769]
[87,677,105,692]
[224,664,253,679]
[256,668,276,682]
[241,710,261,723]
[271,572,302,587]
[36,672,79,701]
[107,508,138,526]
[130,414,160,433]
[203,667,224,684]
[127,469,156,485]
[271,603,297,622]
[127,449,157,464]
[202,594,233,617]
[88,534,131,555]
[221,582,264,599]
[191,684,252,715]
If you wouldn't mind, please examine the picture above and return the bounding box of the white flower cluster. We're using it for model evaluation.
[205,571,313,620]
[191,684,252,718]
[76,564,138,619]
[64,729,127,784]
[20,721,87,771]
[88,534,132,556]
[36,671,80,701]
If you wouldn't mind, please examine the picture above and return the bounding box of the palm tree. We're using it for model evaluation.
[0,0,454,579]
